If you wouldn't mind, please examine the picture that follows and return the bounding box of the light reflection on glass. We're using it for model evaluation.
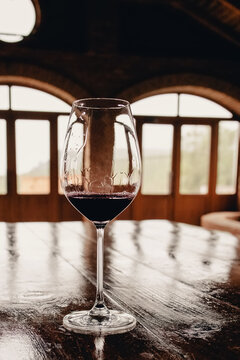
[131,93,178,116]
[0,86,9,109]
[142,124,173,194]
[15,119,50,194]
[58,115,72,194]
[11,86,71,112]
[0,119,7,194]
[179,94,232,118]
[180,125,211,194]
[216,121,239,194]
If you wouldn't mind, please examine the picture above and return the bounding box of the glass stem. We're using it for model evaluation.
[89,226,110,318]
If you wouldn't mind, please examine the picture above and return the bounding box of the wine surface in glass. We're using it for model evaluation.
[67,192,134,223]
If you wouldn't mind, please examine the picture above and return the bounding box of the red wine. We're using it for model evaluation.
[67,192,134,224]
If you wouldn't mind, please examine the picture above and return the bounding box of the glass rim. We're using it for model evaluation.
[72,97,130,110]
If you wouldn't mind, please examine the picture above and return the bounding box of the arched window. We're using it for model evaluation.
[130,93,240,224]
[0,84,75,221]
[0,0,40,43]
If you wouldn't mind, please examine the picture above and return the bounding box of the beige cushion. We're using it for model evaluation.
[201,211,240,236]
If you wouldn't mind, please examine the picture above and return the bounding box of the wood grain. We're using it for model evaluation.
[0,220,239,359]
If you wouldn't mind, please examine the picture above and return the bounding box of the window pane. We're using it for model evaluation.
[58,115,70,193]
[0,0,36,39]
[131,94,178,116]
[0,119,7,194]
[0,85,9,109]
[142,124,173,194]
[112,122,131,186]
[16,120,50,194]
[180,125,211,194]
[179,94,232,118]
[216,121,239,194]
[11,86,71,112]
[0,34,23,43]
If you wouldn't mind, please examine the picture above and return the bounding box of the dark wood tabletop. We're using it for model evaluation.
[0,220,239,360]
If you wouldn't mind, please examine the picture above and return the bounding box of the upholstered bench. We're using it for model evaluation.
[201,211,240,237]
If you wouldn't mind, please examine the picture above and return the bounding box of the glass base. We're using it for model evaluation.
[63,310,136,335]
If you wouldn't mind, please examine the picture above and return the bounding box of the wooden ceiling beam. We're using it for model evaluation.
[170,0,240,47]
[119,0,240,47]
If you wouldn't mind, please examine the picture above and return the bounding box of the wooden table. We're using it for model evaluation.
[0,220,239,359]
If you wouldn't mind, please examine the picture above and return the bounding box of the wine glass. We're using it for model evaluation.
[60,98,141,335]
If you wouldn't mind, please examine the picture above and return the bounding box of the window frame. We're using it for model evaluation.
[0,108,72,222]
[0,88,239,222]
[0,108,69,196]
[136,114,240,197]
